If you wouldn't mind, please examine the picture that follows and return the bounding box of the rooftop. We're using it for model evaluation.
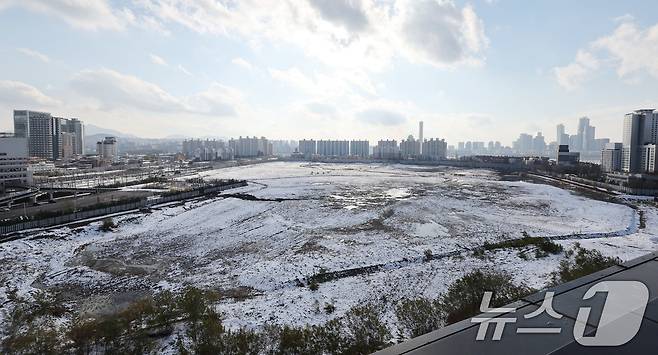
[377,251,658,355]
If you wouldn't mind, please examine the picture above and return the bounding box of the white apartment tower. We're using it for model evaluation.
[97,136,119,162]
[418,121,424,154]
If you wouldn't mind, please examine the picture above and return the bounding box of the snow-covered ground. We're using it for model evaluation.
[1,162,657,331]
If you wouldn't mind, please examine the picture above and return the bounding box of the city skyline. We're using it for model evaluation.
[1,1,658,144]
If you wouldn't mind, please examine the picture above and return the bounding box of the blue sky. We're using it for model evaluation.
[1,0,658,145]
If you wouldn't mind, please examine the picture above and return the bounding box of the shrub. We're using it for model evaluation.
[395,298,443,338]
[482,231,562,257]
[341,304,391,354]
[440,269,533,325]
[324,303,336,314]
[551,243,621,284]
[99,218,116,232]
[308,279,319,291]
[423,249,433,262]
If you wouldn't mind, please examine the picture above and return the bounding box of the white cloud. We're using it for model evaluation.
[0,0,124,30]
[554,50,600,90]
[187,83,242,116]
[269,66,376,98]
[232,57,254,71]
[149,53,168,66]
[136,0,487,70]
[0,80,60,107]
[395,0,488,66]
[556,18,658,89]
[308,0,369,32]
[71,68,183,112]
[17,47,50,63]
[69,68,241,117]
[177,64,192,76]
[356,108,406,126]
[593,21,658,79]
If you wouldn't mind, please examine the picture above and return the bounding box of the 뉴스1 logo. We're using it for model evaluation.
[471,280,649,346]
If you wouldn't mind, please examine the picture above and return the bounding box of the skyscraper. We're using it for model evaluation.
[13,110,86,160]
[63,118,85,156]
[556,124,565,144]
[622,109,658,173]
[13,110,54,159]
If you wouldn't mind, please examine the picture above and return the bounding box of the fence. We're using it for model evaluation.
[0,181,247,235]
[565,175,658,196]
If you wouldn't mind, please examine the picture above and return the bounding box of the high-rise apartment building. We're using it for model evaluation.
[229,136,272,158]
[97,136,119,162]
[418,121,424,155]
[373,140,399,160]
[400,135,420,158]
[349,140,369,158]
[421,138,447,160]
[183,139,233,161]
[298,139,317,157]
[316,140,349,157]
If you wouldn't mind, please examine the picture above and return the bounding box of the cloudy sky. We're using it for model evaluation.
[1,0,657,145]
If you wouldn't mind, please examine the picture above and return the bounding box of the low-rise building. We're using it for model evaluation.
[557,144,580,166]
[601,142,623,172]
[0,133,32,191]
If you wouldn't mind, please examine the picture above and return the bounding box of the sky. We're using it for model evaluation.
[1,0,658,145]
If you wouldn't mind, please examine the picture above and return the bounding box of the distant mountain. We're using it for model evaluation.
[85,124,137,138]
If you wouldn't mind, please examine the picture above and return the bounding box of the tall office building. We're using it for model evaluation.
[13,110,85,160]
[513,133,533,154]
[13,110,54,159]
[622,109,658,173]
[556,124,565,144]
[63,118,85,156]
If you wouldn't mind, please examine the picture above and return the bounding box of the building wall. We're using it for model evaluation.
[601,143,622,172]
[422,138,447,160]
[317,140,349,157]
[350,140,369,158]
[0,136,32,190]
[97,137,118,162]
